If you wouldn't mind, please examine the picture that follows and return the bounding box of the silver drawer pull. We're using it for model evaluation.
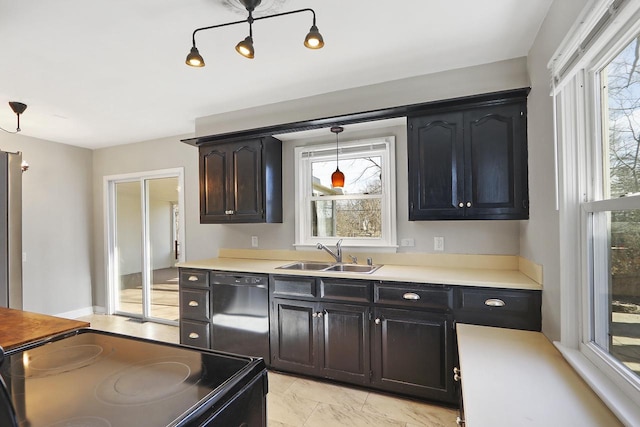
[188,275,199,282]
[403,292,420,300]
[188,332,200,339]
[485,298,506,307]
[188,300,199,307]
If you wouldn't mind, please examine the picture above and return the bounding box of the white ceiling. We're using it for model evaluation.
[0,0,553,149]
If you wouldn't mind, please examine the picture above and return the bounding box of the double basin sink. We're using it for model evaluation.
[276,261,382,274]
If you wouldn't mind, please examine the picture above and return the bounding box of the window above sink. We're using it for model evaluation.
[293,135,397,250]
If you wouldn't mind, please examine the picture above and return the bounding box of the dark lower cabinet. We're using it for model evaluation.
[270,298,370,385]
[371,307,456,403]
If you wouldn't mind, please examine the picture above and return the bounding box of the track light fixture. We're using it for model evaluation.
[186,0,324,67]
[0,102,27,134]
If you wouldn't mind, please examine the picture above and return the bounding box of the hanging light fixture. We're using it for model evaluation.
[0,102,27,134]
[186,0,324,67]
[331,126,345,188]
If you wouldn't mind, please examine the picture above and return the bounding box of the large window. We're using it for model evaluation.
[294,136,396,248]
[589,35,640,381]
[551,0,640,420]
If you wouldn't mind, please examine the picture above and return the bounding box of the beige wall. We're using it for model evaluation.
[522,0,589,341]
[0,132,93,316]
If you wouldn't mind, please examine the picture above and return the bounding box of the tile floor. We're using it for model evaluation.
[76,314,458,426]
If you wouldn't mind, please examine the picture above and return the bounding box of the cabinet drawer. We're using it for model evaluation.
[180,288,211,321]
[320,279,371,303]
[375,283,453,311]
[455,287,541,331]
[179,269,210,288]
[271,276,316,299]
[180,319,211,349]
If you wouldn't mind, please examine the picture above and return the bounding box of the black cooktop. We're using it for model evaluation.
[0,329,266,427]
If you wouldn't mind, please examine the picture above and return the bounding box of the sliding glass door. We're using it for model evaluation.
[106,169,184,325]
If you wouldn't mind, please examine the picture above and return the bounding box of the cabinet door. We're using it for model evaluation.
[319,303,370,385]
[199,145,229,222]
[408,113,465,220]
[230,139,264,221]
[270,299,319,376]
[464,102,528,219]
[372,307,455,403]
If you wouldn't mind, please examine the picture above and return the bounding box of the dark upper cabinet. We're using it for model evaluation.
[408,92,529,220]
[199,136,282,223]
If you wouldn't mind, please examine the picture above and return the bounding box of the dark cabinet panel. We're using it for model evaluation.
[269,278,371,382]
[454,287,541,331]
[270,299,318,374]
[408,91,528,220]
[320,303,370,385]
[199,137,282,223]
[372,307,455,403]
[409,113,465,219]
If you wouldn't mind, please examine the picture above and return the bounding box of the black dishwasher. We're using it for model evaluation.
[211,272,270,364]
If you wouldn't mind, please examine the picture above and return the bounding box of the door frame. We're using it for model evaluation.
[103,168,185,321]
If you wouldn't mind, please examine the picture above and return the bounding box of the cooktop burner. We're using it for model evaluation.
[96,358,199,405]
[27,344,109,378]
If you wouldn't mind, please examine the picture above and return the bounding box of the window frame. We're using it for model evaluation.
[551,0,640,422]
[293,136,397,250]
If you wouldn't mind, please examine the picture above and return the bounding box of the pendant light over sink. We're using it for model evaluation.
[331,126,345,188]
[185,0,324,67]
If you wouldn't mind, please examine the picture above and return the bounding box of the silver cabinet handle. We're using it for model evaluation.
[312,312,318,318]
[456,416,465,426]
[485,298,506,307]
[454,373,461,382]
[188,300,199,307]
[225,210,235,215]
[466,201,471,207]
[403,292,420,300]
[188,275,198,281]
[317,312,324,318]
[375,318,381,325]
[188,332,200,339]
[458,202,464,208]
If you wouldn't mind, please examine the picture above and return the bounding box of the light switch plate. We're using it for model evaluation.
[400,238,415,247]
[434,236,444,251]
[251,236,258,247]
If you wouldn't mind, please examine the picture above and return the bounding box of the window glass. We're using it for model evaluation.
[311,199,382,238]
[311,156,382,195]
[592,208,640,378]
[604,37,640,198]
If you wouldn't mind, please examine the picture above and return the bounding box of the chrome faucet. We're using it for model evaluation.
[316,239,343,263]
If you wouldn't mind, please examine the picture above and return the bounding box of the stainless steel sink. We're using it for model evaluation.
[277,261,335,271]
[323,264,382,273]
[276,261,382,274]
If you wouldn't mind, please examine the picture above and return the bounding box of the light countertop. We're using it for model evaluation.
[456,324,621,426]
[178,253,542,291]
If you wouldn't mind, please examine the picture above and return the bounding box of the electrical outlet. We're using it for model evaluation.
[251,236,258,247]
[434,236,444,251]
[400,238,415,247]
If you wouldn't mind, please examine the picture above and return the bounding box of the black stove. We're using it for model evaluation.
[0,329,267,427]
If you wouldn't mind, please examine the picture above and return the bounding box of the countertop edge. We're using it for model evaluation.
[177,257,542,291]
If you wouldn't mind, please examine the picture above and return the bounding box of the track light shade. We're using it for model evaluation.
[304,25,324,49]
[235,36,255,58]
[9,102,27,115]
[186,46,205,67]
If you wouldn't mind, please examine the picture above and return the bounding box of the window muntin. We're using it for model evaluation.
[295,137,396,248]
